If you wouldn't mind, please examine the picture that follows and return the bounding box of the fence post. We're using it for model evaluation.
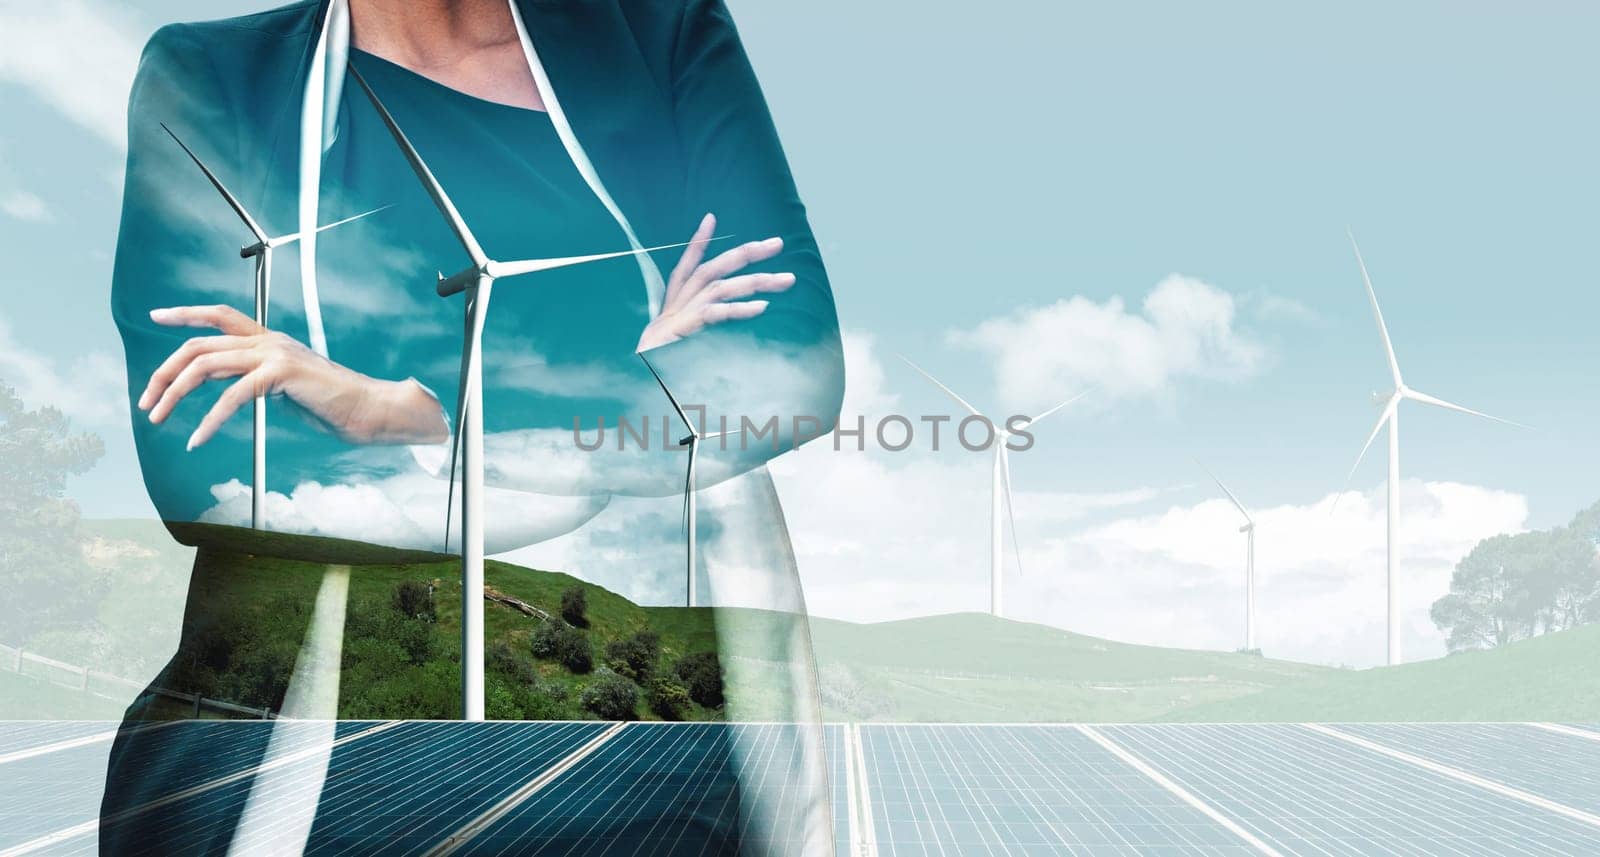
[193,694,202,718]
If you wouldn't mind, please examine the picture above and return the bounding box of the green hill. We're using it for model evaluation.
[23,520,1600,725]
[1159,622,1600,723]
[806,612,1330,722]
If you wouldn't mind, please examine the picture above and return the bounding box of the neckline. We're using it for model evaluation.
[350,48,551,117]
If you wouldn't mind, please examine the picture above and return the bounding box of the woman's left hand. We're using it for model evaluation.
[636,213,796,352]
[139,304,448,449]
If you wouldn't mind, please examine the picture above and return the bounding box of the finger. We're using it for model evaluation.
[187,368,273,451]
[150,305,265,336]
[682,272,795,311]
[701,300,770,326]
[140,335,255,410]
[679,236,783,303]
[664,213,716,311]
[149,350,261,425]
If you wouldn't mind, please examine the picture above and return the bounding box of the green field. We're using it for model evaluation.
[1159,622,1600,723]
[11,520,1599,724]
[807,612,1331,722]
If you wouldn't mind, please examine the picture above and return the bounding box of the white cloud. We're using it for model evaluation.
[767,328,1528,669]
[1,189,50,222]
[0,313,126,426]
[948,274,1267,409]
[200,474,611,555]
[0,0,147,150]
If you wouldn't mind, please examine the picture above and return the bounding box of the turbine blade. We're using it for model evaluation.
[1021,388,1092,429]
[494,236,731,279]
[347,64,489,268]
[162,123,269,243]
[1404,388,1530,429]
[899,355,982,417]
[1203,465,1252,523]
[1334,396,1397,514]
[1348,230,1403,388]
[999,448,1024,578]
[270,204,394,248]
[313,203,390,234]
[639,353,692,434]
[443,278,493,550]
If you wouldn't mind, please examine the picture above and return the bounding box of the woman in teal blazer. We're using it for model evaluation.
[105,0,843,853]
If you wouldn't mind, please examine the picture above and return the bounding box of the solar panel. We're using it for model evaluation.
[1336,723,1600,818]
[1099,723,1600,855]
[11,720,1600,856]
[451,721,747,856]
[857,724,1257,855]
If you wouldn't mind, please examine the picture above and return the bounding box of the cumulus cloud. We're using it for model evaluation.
[1,189,50,222]
[0,0,147,150]
[948,274,1267,408]
[0,312,126,426]
[766,327,1527,669]
[199,474,611,554]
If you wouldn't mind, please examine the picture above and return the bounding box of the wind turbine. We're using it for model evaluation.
[641,358,747,607]
[163,123,385,531]
[1344,231,1523,666]
[901,357,1088,618]
[1205,467,1256,652]
[349,65,706,720]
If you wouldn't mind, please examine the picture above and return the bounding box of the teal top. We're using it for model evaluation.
[112,0,845,553]
[337,48,653,439]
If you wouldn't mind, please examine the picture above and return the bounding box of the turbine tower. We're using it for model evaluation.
[642,358,745,608]
[350,66,700,720]
[901,356,1087,618]
[1345,231,1523,667]
[1206,467,1256,652]
[163,124,384,531]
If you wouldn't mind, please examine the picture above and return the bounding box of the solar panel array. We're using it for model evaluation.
[4,721,1600,856]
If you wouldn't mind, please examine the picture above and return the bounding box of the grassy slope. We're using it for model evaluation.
[1161,622,1600,722]
[806,612,1330,722]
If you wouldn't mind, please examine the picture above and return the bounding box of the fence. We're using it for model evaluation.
[0,641,276,720]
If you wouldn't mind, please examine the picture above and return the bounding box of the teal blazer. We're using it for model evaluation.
[113,0,845,536]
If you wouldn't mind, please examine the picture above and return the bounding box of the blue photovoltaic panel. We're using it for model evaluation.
[0,721,115,758]
[1100,723,1600,856]
[454,721,747,856]
[824,724,852,856]
[858,724,1257,856]
[1337,723,1600,818]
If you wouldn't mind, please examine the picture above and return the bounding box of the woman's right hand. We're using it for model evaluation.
[636,213,796,352]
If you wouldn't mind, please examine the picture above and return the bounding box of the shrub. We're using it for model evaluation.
[647,673,692,721]
[531,621,593,674]
[580,671,638,720]
[489,641,539,686]
[560,586,589,627]
[604,631,661,683]
[392,581,436,621]
[674,651,724,709]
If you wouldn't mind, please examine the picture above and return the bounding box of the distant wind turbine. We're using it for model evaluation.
[163,123,385,531]
[1344,230,1525,667]
[901,356,1088,618]
[1205,467,1256,652]
[642,358,746,607]
[349,66,704,720]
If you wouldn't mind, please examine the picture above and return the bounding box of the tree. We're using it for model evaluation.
[604,630,661,682]
[531,621,593,674]
[1431,534,1534,653]
[560,586,588,627]
[647,673,691,721]
[392,580,436,622]
[0,383,105,640]
[674,651,724,709]
[580,670,638,720]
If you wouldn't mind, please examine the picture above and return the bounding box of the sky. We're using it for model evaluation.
[0,0,1596,667]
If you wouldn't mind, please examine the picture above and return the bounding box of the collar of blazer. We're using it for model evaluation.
[294,0,670,359]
